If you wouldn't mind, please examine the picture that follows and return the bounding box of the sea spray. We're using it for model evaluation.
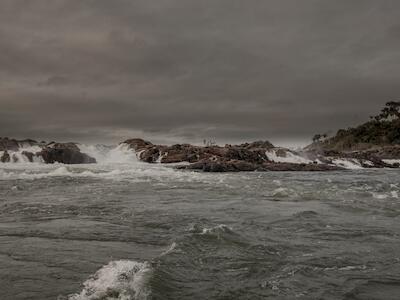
[67,260,152,300]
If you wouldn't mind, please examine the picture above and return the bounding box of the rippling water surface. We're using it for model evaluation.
[0,158,400,299]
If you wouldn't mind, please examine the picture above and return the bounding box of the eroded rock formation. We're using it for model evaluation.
[123,138,345,172]
[0,137,96,164]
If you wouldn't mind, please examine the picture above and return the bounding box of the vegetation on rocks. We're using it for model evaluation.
[310,101,400,152]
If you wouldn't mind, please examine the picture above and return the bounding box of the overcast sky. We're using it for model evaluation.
[1,1,400,146]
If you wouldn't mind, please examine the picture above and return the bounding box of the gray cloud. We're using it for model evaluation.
[1,0,400,146]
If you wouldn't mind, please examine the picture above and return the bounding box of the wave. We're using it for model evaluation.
[65,224,246,300]
[67,260,152,300]
[78,143,140,164]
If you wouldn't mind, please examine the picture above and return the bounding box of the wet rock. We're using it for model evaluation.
[123,138,153,151]
[0,151,10,163]
[0,138,96,164]
[22,151,35,162]
[39,145,96,164]
[130,140,273,165]
[178,158,343,172]
[262,162,343,172]
[238,140,274,149]
[139,146,163,163]
[305,145,400,169]
[123,138,350,172]
[46,142,80,151]
[178,158,260,172]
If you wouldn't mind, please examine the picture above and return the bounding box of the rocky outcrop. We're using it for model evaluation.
[39,143,96,164]
[307,103,400,154]
[176,158,343,172]
[303,103,400,168]
[123,138,345,172]
[123,138,273,166]
[0,137,96,164]
[304,145,400,169]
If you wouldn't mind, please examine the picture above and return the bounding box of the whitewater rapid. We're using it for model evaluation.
[1,150,400,299]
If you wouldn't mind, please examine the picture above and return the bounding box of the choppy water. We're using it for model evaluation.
[0,147,400,299]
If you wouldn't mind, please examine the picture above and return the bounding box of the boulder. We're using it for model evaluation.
[22,151,35,162]
[0,151,10,163]
[39,145,96,164]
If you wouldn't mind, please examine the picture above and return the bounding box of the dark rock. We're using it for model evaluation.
[39,145,96,164]
[179,158,342,172]
[0,151,10,163]
[139,146,162,163]
[0,138,96,165]
[123,139,153,151]
[22,151,35,162]
[47,142,80,152]
[262,162,343,172]
[122,138,352,172]
[179,158,259,172]
[238,140,274,149]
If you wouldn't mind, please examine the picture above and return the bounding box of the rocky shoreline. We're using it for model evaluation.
[1,136,399,172]
[123,138,400,172]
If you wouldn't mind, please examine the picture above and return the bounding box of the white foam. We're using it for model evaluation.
[156,152,165,163]
[78,143,140,164]
[266,149,313,164]
[271,187,290,198]
[68,260,152,300]
[372,192,388,199]
[383,159,400,165]
[272,179,282,186]
[362,160,375,166]
[160,242,177,256]
[330,158,363,170]
[0,158,223,185]
[200,224,233,235]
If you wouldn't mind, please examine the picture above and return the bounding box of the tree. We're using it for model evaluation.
[377,101,400,120]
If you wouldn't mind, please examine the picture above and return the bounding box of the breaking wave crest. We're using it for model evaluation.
[65,224,244,300]
[67,260,152,300]
[78,143,140,164]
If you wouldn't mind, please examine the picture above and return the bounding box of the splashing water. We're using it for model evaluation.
[68,260,152,300]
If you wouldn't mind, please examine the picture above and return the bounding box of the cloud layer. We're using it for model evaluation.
[1,0,400,146]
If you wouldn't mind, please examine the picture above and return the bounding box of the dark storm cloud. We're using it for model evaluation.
[1,0,400,146]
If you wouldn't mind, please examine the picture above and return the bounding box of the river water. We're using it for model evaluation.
[0,146,399,300]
